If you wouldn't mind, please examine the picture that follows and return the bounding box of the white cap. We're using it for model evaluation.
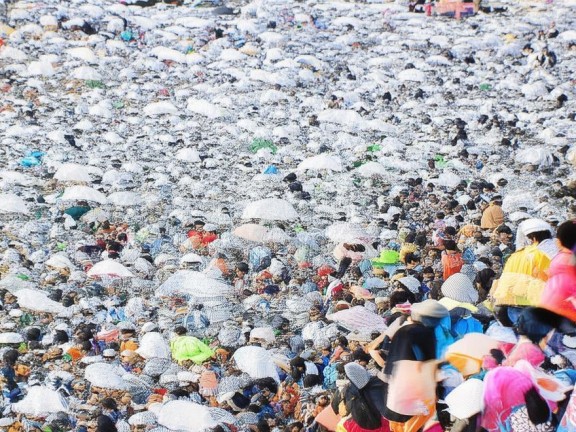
[141,322,158,333]
[9,309,23,318]
[103,349,116,358]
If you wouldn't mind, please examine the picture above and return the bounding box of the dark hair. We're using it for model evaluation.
[436,212,445,220]
[174,326,187,336]
[26,328,41,341]
[101,398,118,410]
[526,230,552,244]
[96,415,117,432]
[404,233,416,243]
[443,240,458,251]
[54,330,69,344]
[404,253,419,265]
[3,349,19,366]
[352,349,371,363]
[444,226,457,236]
[495,225,513,235]
[557,220,576,251]
[344,385,382,429]
[336,336,348,348]
[80,341,93,353]
[117,233,128,242]
[516,308,556,344]
[474,268,496,291]
[389,290,415,308]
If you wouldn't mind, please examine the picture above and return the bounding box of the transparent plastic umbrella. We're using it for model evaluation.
[61,186,107,204]
[325,222,371,243]
[54,163,92,182]
[12,387,69,417]
[87,259,135,278]
[233,223,269,242]
[107,191,143,207]
[297,154,344,172]
[0,193,29,214]
[232,346,280,382]
[157,401,218,432]
[241,198,298,221]
[155,270,233,298]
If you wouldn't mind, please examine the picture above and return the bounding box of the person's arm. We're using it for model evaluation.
[364,333,385,352]
[368,349,386,368]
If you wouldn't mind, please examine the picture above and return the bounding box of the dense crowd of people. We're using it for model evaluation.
[1,0,576,429]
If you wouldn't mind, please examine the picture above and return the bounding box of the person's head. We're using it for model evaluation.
[3,349,19,366]
[101,397,118,411]
[236,262,249,275]
[526,230,552,245]
[444,240,458,253]
[556,220,576,252]
[516,308,557,347]
[193,220,205,231]
[174,326,187,336]
[96,414,117,432]
[404,253,420,268]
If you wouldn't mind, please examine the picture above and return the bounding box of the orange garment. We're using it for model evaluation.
[120,340,139,352]
[480,205,504,229]
[441,253,463,280]
[388,402,435,432]
[67,347,83,362]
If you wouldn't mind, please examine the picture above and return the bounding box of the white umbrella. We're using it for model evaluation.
[325,222,371,243]
[85,363,128,390]
[107,191,143,207]
[155,270,233,298]
[54,163,92,182]
[264,227,291,244]
[0,193,29,214]
[333,241,378,261]
[241,198,298,220]
[87,259,135,278]
[250,327,276,344]
[81,208,110,223]
[327,306,387,332]
[14,289,65,314]
[61,186,107,204]
[356,161,388,177]
[136,332,171,360]
[297,154,343,172]
[233,346,280,382]
[233,223,269,242]
[13,387,68,417]
[158,401,218,432]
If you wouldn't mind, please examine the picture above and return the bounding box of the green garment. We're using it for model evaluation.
[64,205,91,221]
[170,336,214,364]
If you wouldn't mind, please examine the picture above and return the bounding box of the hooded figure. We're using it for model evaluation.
[492,219,554,310]
[333,363,390,432]
[481,367,553,431]
[383,300,452,432]
[539,220,576,323]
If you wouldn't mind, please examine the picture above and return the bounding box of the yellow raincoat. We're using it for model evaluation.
[491,244,551,306]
